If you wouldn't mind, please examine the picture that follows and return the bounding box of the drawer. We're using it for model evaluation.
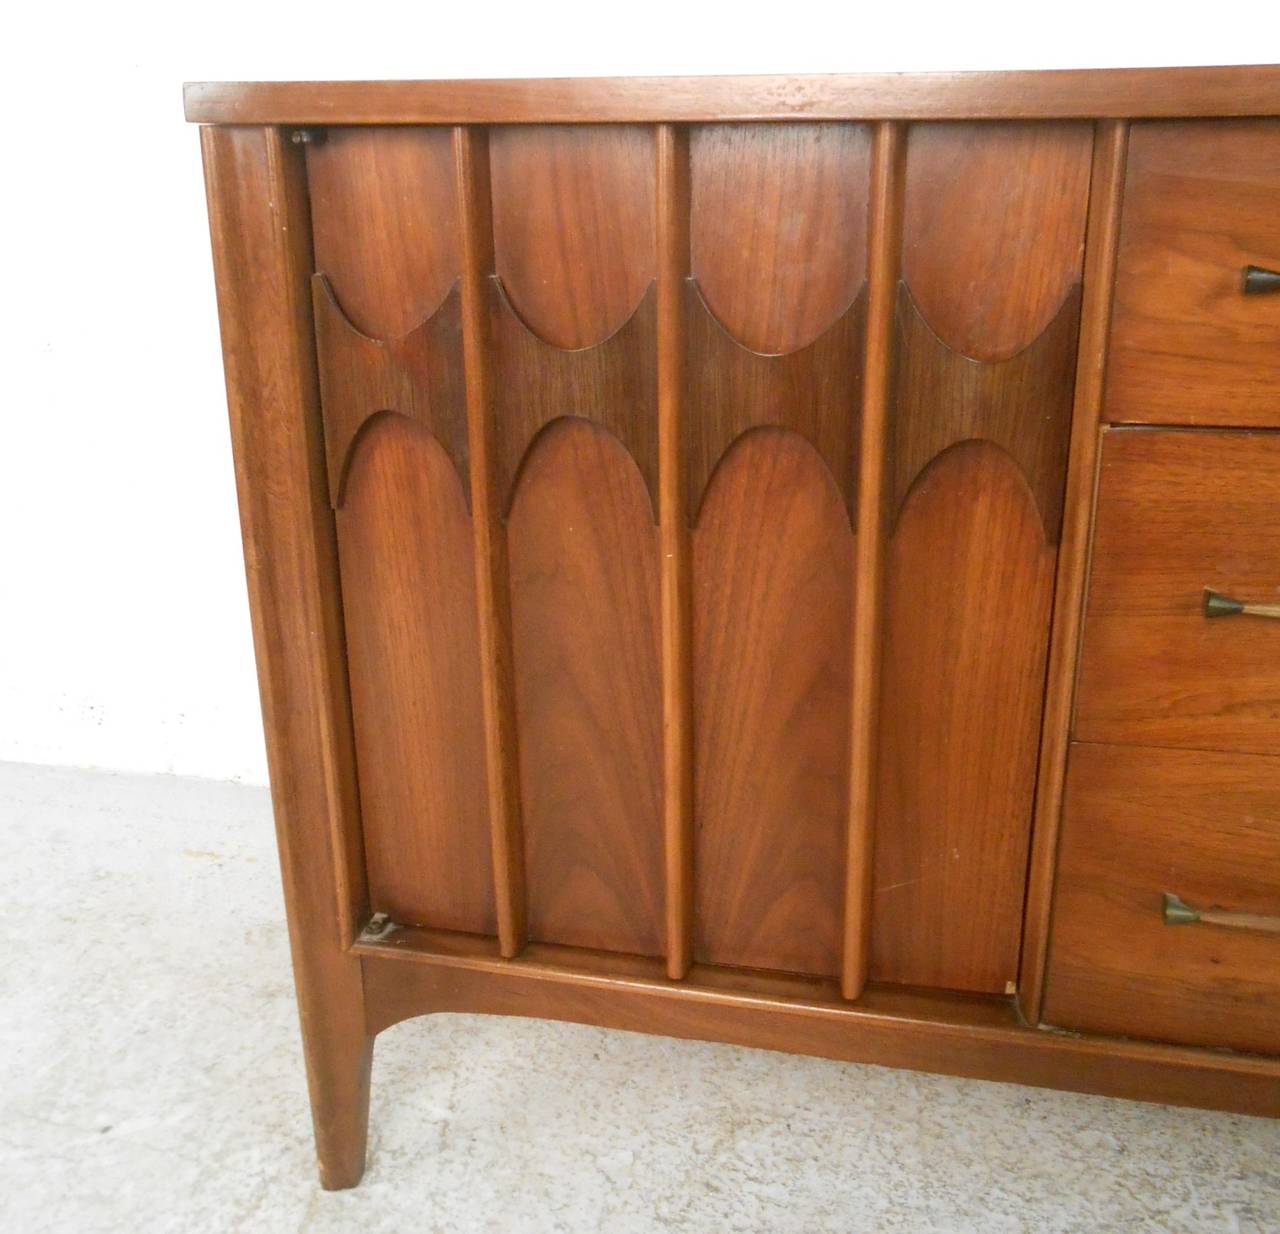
[1105,120,1280,428]
[1044,742,1280,1055]
[1074,428,1280,756]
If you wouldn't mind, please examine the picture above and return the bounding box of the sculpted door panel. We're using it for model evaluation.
[688,123,869,977]
[490,126,665,955]
[306,129,495,935]
[871,121,1090,994]
[302,118,1087,993]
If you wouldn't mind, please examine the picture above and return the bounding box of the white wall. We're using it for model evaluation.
[0,2,1265,784]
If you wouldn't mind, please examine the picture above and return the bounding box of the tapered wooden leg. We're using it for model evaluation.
[298,993,374,1190]
[200,123,377,1189]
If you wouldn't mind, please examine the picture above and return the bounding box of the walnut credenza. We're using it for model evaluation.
[187,67,1280,1188]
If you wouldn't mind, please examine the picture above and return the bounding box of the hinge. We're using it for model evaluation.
[290,128,326,146]
[357,911,398,943]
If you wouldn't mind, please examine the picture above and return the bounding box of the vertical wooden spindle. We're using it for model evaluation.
[1018,119,1130,1022]
[842,120,906,1001]
[657,124,695,979]
[454,125,527,957]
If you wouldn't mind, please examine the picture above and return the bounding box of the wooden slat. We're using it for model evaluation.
[842,120,903,1001]
[1017,121,1129,1023]
[199,125,371,1188]
[185,65,1280,125]
[454,126,527,957]
[657,123,694,979]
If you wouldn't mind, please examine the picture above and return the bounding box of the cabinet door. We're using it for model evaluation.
[302,122,1089,995]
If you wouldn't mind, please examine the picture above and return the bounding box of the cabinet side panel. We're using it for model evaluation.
[509,419,665,955]
[308,126,495,934]
[872,121,1089,994]
[200,125,371,1187]
[693,430,853,976]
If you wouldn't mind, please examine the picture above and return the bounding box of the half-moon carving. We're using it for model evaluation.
[890,282,1081,543]
[305,126,459,340]
[691,122,871,354]
[508,417,664,956]
[489,124,655,350]
[489,276,658,514]
[312,275,468,507]
[902,121,1092,363]
[684,281,866,524]
[872,439,1055,994]
[693,427,853,978]
[336,415,495,935]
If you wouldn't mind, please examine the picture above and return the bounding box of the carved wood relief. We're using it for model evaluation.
[302,118,1088,989]
[305,127,494,935]
[489,126,664,955]
[688,123,869,978]
[871,121,1091,994]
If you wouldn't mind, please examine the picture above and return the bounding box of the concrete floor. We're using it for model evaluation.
[2,761,1277,1233]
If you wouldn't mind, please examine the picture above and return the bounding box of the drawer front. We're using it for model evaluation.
[1044,742,1280,1055]
[1074,428,1280,756]
[1105,119,1280,428]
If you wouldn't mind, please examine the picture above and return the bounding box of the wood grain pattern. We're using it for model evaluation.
[454,127,527,956]
[873,442,1056,993]
[311,278,467,503]
[1044,741,1280,1055]
[902,122,1092,362]
[488,124,655,350]
[337,416,495,935]
[1105,120,1280,427]
[693,429,853,977]
[843,121,906,1000]
[873,121,1088,994]
[200,125,372,1188]
[508,419,664,956]
[1018,121,1129,1024]
[684,286,865,520]
[1074,428,1280,757]
[690,123,870,354]
[305,126,458,339]
[186,66,1280,125]
[357,932,1280,1119]
[490,280,658,512]
[889,286,1081,542]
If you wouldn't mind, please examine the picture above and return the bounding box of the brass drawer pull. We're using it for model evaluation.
[1243,264,1280,295]
[1163,892,1280,936]
[1203,588,1280,620]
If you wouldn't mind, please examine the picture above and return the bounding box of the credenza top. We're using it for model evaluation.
[184,65,1280,126]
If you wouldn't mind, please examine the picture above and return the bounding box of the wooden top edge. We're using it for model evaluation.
[184,65,1280,124]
